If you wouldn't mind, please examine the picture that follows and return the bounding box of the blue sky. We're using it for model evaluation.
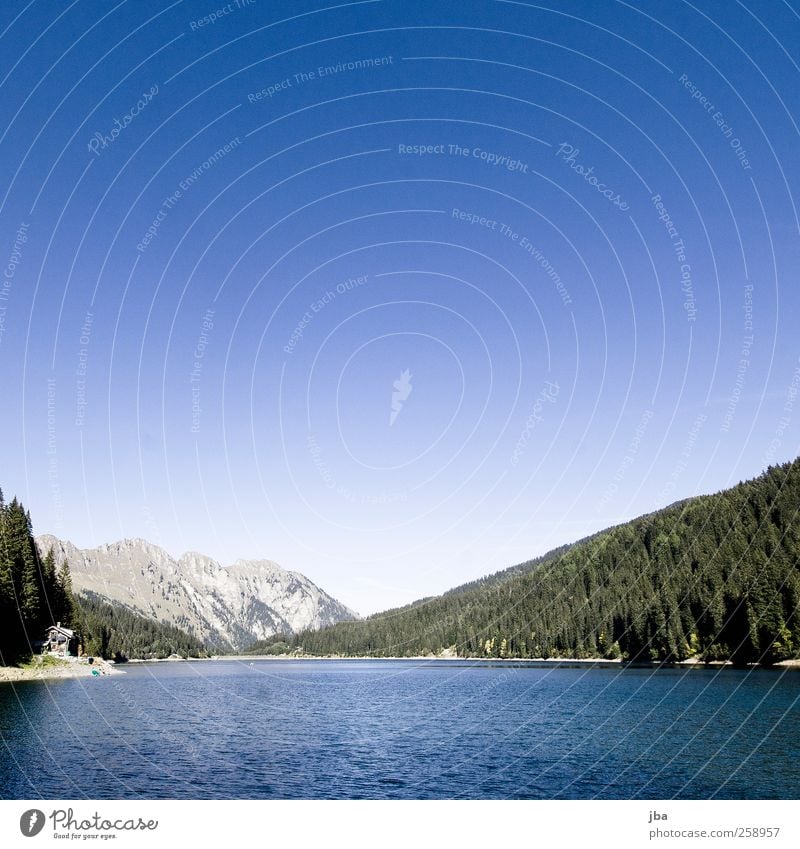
[1,0,799,614]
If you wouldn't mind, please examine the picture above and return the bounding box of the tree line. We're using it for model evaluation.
[0,491,75,662]
[5,457,800,665]
[77,592,208,661]
[294,459,800,665]
[0,488,206,663]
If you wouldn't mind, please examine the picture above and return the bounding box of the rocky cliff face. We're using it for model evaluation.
[35,535,357,651]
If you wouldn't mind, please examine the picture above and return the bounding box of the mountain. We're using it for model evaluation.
[34,535,357,651]
[75,592,210,660]
[295,459,800,665]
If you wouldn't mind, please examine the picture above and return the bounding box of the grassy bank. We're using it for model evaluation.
[0,655,119,683]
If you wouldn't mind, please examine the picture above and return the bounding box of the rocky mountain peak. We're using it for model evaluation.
[34,534,356,651]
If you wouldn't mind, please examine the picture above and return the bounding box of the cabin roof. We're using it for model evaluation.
[46,625,76,638]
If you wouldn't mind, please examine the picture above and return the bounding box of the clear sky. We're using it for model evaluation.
[1,0,799,615]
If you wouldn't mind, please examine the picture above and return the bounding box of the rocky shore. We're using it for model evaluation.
[0,656,119,683]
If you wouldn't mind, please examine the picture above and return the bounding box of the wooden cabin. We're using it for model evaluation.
[43,623,80,657]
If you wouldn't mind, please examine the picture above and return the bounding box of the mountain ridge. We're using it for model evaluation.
[294,458,800,664]
[35,534,357,652]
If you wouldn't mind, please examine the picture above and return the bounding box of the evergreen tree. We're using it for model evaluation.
[40,547,58,623]
[0,487,209,663]
[294,459,800,665]
[0,496,42,659]
[55,558,76,626]
[0,494,20,662]
[75,593,208,660]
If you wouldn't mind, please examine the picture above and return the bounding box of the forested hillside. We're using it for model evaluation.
[0,488,206,662]
[77,593,208,660]
[295,459,800,665]
[0,491,75,663]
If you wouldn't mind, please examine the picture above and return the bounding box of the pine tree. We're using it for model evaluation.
[0,496,19,662]
[0,496,42,660]
[41,547,57,623]
[292,458,800,665]
[56,559,76,627]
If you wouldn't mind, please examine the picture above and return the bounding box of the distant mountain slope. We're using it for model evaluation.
[76,592,209,660]
[35,535,357,651]
[296,459,800,664]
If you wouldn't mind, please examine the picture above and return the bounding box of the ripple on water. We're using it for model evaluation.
[1,662,797,799]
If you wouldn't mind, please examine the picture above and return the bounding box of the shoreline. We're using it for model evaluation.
[4,654,798,683]
[0,656,120,684]
[212,654,800,668]
[128,653,800,670]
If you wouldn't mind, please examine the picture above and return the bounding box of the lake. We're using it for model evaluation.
[1,660,798,799]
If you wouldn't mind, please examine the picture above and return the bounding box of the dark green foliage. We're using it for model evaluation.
[241,634,293,655]
[0,494,57,662]
[0,486,207,663]
[54,558,77,627]
[74,593,208,661]
[295,460,800,665]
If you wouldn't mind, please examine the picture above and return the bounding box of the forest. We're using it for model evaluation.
[4,457,800,666]
[77,592,208,661]
[294,459,800,664]
[0,489,206,663]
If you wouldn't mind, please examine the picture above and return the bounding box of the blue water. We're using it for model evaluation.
[1,660,798,799]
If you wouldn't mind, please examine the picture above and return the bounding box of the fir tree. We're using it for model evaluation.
[56,558,76,626]
[294,459,800,665]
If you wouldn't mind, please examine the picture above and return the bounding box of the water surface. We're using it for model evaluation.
[1,660,798,799]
